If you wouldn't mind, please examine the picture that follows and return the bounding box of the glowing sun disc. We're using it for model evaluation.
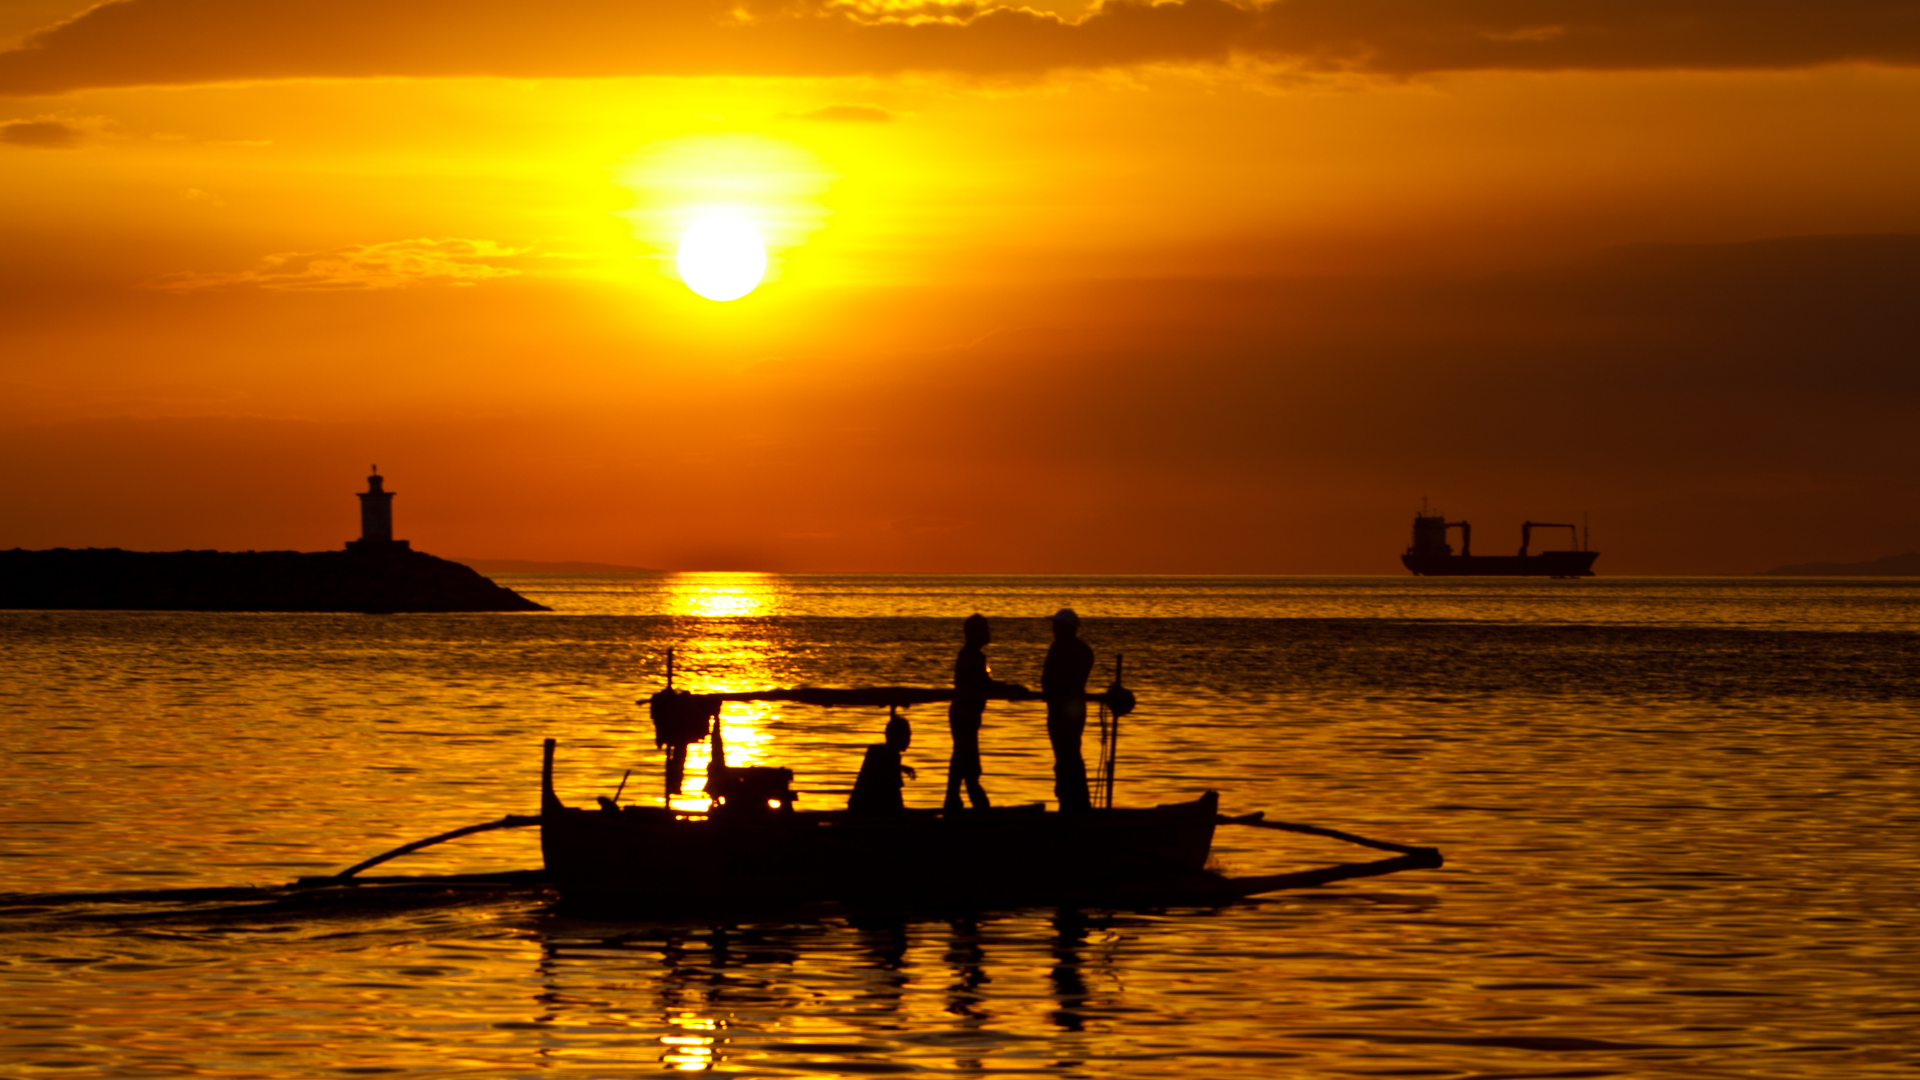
[677,216,767,301]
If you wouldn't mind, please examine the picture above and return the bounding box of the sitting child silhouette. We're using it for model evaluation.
[848,707,916,815]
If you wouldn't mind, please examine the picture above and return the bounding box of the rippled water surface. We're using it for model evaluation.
[2,575,1917,1078]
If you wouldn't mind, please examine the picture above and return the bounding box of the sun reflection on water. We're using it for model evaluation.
[662,1014,722,1071]
[653,575,796,812]
[666,572,777,618]
[665,700,784,814]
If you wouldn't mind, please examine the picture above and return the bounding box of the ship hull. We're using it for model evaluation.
[1402,551,1599,577]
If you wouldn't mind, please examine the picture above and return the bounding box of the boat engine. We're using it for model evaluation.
[705,765,797,814]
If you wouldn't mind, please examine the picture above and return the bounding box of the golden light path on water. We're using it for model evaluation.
[665,572,776,619]
[662,573,781,814]
[663,1013,722,1071]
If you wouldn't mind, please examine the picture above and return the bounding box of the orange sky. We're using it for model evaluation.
[4,0,1918,572]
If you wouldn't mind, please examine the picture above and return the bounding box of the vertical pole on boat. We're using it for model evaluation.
[542,737,560,814]
[1098,703,1113,803]
[1103,654,1123,810]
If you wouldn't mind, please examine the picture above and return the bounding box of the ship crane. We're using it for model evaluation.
[1519,522,1580,557]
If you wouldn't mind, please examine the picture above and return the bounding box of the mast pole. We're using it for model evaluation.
[1103,654,1123,810]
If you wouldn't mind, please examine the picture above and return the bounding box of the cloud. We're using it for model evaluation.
[1,0,1916,95]
[148,238,528,292]
[1,116,80,146]
[790,104,896,122]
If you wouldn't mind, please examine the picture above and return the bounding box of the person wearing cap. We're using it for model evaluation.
[945,613,1027,812]
[1041,608,1096,813]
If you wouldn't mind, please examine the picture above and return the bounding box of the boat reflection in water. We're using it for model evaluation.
[530,908,1125,1072]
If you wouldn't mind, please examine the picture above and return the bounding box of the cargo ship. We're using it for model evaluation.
[1401,506,1599,577]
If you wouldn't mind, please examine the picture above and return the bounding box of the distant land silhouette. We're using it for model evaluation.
[455,558,664,574]
[1758,552,1920,576]
[0,469,547,613]
[0,548,548,612]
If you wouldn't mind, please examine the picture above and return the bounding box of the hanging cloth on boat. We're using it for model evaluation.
[650,689,716,748]
[649,689,718,796]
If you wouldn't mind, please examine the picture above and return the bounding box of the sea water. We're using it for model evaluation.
[1,575,1916,1078]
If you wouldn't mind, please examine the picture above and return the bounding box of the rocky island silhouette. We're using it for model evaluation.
[0,469,548,613]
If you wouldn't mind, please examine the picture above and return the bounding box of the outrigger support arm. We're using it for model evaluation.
[1215,811,1444,896]
[329,814,541,881]
[1224,850,1444,895]
[327,739,565,881]
[1216,811,1439,858]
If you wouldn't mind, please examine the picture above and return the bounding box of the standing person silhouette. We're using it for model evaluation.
[1041,608,1096,814]
[945,614,1026,812]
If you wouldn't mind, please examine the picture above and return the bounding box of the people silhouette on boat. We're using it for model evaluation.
[849,707,917,815]
[1042,608,1096,813]
[945,613,1028,813]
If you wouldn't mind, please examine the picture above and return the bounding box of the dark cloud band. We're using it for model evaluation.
[3,0,1917,95]
[0,117,81,145]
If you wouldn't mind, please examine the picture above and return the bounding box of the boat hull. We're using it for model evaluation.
[1402,551,1599,577]
[540,794,1220,911]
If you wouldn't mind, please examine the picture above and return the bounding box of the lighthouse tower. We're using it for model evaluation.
[346,466,411,552]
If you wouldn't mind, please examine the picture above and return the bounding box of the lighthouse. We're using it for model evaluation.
[346,466,411,552]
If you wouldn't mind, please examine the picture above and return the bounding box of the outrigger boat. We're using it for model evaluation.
[324,654,1444,910]
[527,656,1445,912]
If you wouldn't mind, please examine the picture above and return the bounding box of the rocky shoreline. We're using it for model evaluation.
[0,547,549,613]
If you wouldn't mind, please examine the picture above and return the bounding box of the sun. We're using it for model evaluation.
[613,135,833,299]
[677,215,767,301]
